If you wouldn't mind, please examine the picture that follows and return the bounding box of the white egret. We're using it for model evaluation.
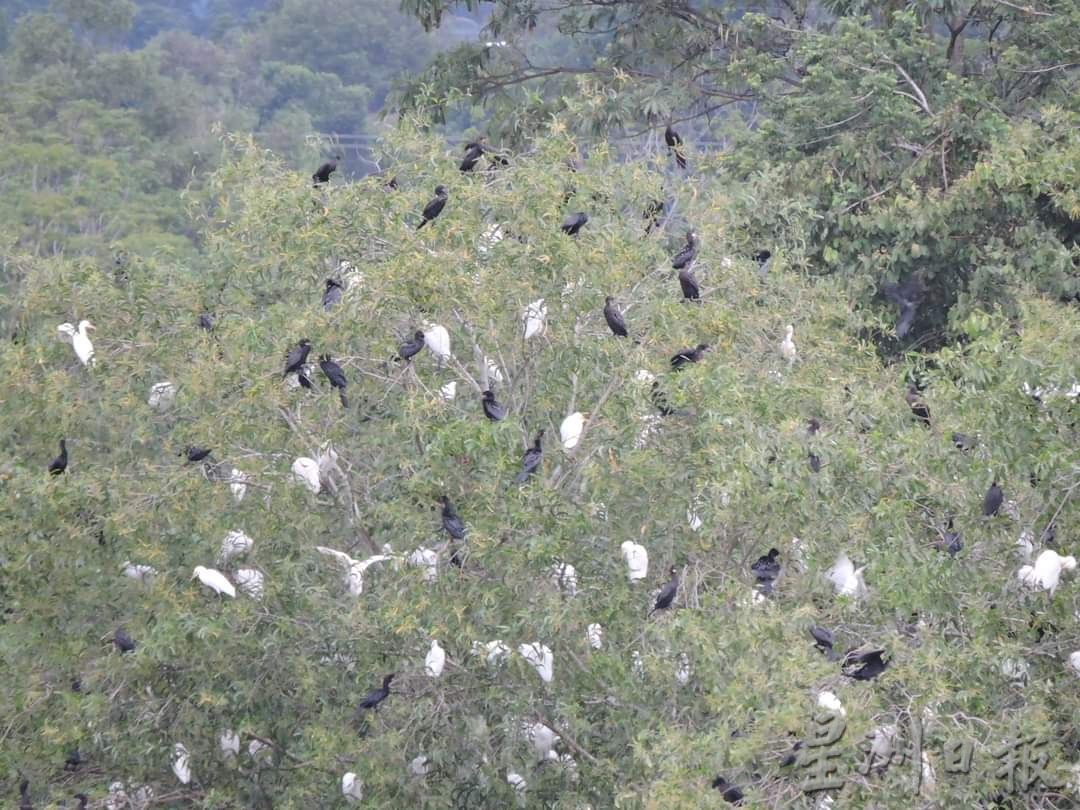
[560,412,584,449]
[586,623,603,650]
[234,569,264,600]
[192,566,236,598]
[121,561,157,584]
[1017,530,1034,560]
[686,506,703,532]
[472,639,509,666]
[523,298,547,340]
[220,530,254,561]
[409,755,431,776]
[423,324,452,362]
[816,690,846,716]
[407,546,439,582]
[425,640,446,678]
[620,541,649,581]
[1068,651,1080,676]
[1018,549,1077,596]
[478,223,503,254]
[147,382,177,411]
[674,653,691,685]
[248,740,272,764]
[219,730,240,757]
[780,324,797,366]
[439,381,457,401]
[59,320,96,366]
[229,468,248,502]
[171,743,191,785]
[315,442,338,488]
[827,552,867,599]
[523,721,560,759]
[483,356,503,384]
[506,772,527,793]
[290,457,321,494]
[315,546,394,596]
[551,562,578,595]
[341,772,363,802]
[518,642,553,683]
[631,650,645,680]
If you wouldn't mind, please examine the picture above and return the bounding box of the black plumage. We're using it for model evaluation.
[319,355,348,408]
[48,439,67,475]
[322,278,343,310]
[197,313,214,331]
[64,750,81,771]
[603,296,628,337]
[312,155,340,186]
[807,417,820,435]
[358,673,395,710]
[514,430,545,484]
[643,198,665,234]
[751,548,781,592]
[75,795,88,810]
[905,384,931,426]
[459,138,485,172]
[810,625,835,655]
[843,648,888,681]
[182,446,212,463]
[983,480,1003,516]
[671,230,698,269]
[943,518,962,556]
[808,451,821,473]
[665,125,687,170]
[561,212,588,236]
[710,776,743,804]
[284,338,312,377]
[439,496,466,540]
[651,381,674,416]
[881,273,926,339]
[677,267,701,300]
[481,389,507,421]
[113,627,136,654]
[416,185,448,229]
[752,249,772,275]
[648,566,679,617]
[670,343,708,370]
[398,330,426,362]
[19,778,31,810]
[780,741,804,767]
[951,431,973,451]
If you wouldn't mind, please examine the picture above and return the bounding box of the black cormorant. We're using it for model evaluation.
[417,186,449,230]
[603,297,628,337]
[648,566,679,616]
[561,212,588,236]
[48,439,67,475]
[671,230,697,269]
[670,343,708,370]
[398,331,426,362]
[313,155,341,186]
[514,430,545,484]
[905,384,930,427]
[664,125,687,170]
[481,389,507,421]
[322,278,343,310]
[358,673,395,710]
[319,355,348,408]
[983,480,1003,516]
[459,139,486,172]
[678,267,701,300]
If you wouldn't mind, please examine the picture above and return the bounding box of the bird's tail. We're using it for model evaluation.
[339,389,349,409]
[298,373,313,390]
[513,470,531,485]
[416,219,428,231]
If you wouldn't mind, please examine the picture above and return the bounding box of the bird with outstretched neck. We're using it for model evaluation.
[417,186,448,230]
[671,230,698,269]
[671,343,708,370]
[514,430,545,484]
[322,278,343,310]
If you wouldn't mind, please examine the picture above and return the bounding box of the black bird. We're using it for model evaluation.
[64,749,81,771]
[905,384,931,426]
[481,389,507,421]
[843,648,888,681]
[651,381,675,416]
[751,548,781,592]
[284,338,312,378]
[438,496,466,540]
[382,175,398,191]
[671,230,698,269]
[648,566,679,617]
[780,741,804,767]
[603,296,628,337]
[951,431,974,451]
[358,673,395,710]
[197,313,214,331]
[561,212,588,236]
[398,330,426,363]
[942,518,962,556]
[881,273,925,339]
[670,343,708,370]
[752,249,772,276]
[810,626,836,658]
[322,278,343,310]
[983,480,1003,516]
[113,627,136,654]
[18,778,31,810]
[643,198,665,234]
[319,355,348,408]
[665,124,687,170]
[312,155,341,186]
[416,185,448,230]
[459,138,486,172]
[808,451,821,473]
[514,430,545,484]
[74,795,88,810]
[710,776,743,804]
[677,267,701,300]
[182,446,212,464]
[807,417,820,435]
[48,439,68,475]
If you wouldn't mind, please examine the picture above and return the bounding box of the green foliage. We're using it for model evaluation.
[2,130,1079,807]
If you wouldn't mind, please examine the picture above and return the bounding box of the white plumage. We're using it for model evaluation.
[686,507,703,532]
[472,639,510,666]
[425,639,446,677]
[229,468,248,502]
[1016,530,1034,560]
[121,561,157,584]
[523,298,547,340]
[634,368,656,383]
[171,743,191,785]
[518,642,553,683]
[523,721,560,759]
[147,381,177,411]
[1068,651,1080,676]
[219,729,240,757]
[439,381,457,401]
[483,356,503,384]
[816,690,846,716]
[220,530,254,561]
[59,320,96,366]
[234,568,264,600]
[423,324,451,362]
[620,541,649,581]
[506,772,527,793]
[1002,657,1029,685]
[193,565,235,598]
[780,324,797,365]
[1018,549,1077,596]
[827,552,867,599]
[407,546,439,582]
[674,653,691,685]
[341,772,363,802]
[409,755,431,776]
[551,561,578,595]
[315,546,394,596]
[586,623,603,649]
[560,411,584,449]
[290,457,321,494]
[631,650,645,680]
[478,223,503,254]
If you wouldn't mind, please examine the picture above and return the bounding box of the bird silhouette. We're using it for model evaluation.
[810,626,839,660]
[113,627,136,654]
[74,795,88,810]
[18,777,31,810]
[481,389,507,421]
[603,296,628,337]
[459,138,486,172]
[398,330,426,362]
[881,273,925,339]
[649,566,679,617]
[843,648,888,681]
[678,267,701,300]
[182,446,212,464]
[319,355,348,408]
[671,343,708,370]
[665,124,687,170]
[197,313,214,331]
[358,673,395,710]
[283,338,312,380]
[417,185,448,229]
[752,249,772,276]
[808,451,821,473]
[312,155,340,186]
[514,430,545,484]
[48,439,67,475]
[671,230,697,269]
[439,496,466,540]
[983,480,1003,516]
[322,278,343,310]
[751,548,781,593]
[710,776,743,804]
[561,212,588,236]
[905,384,931,427]
[942,518,962,555]
[651,381,675,416]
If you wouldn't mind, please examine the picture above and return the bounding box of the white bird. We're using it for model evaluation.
[634,368,656,383]
[409,755,431,776]
[121,561,157,584]
[560,412,585,450]
[229,468,248,502]
[219,729,240,757]
[472,639,510,666]
[483,356,503,384]
[341,772,363,802]
[779,324,797,366]
[478,223,503,254]
[192,565,235,598]
[315,546,394,596]
[171,743,191,785]
[425,639,446,677]
[506,772,527,793]
[439,381,457,401]
[620,541,649,581]
[248,739,272,764]
[147,381,177,411]
[523,721,560,759]
[423,324,451,362]
[686,506,703,532]
[827,552,867,599]
[674,653,692,686]
[407,546,439,582]
[1068,651,1080,676]
[234,568,265,600]
[59,320,96,366]
[816,690,846,716]
[523,298,547,340]
[290,457,321,494]
[631,650,645,680]
[551,561,578,595]
[1016,530,1034,560]
[339,259,364,290]
[518,642,553,683]
[1018,549,1077,596]
[586,623,603,649]
[1002,657,1029,685]
[220,530,253,561]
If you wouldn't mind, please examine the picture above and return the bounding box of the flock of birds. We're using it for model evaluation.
[29,127,1080,808]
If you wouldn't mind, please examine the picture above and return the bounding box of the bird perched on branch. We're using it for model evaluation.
[398,330,426,363]
[671,343,708,370]
[514,430,545,484]
[665,124,687,170]
[905,384,930,427]
[319,355,348,408]
[603,296,628,337]
[561,212,588,236]
[313,155,340,186]
[711,776,743,804]
[417,185,448,229]
[113,626,136,654]
[459,138,486,172]
[843,648,889,681]
[322,278,343,310]
[358,673,395,710]
[481,389,507,421]
[58,320,96,367]
[672,230,698,269]
[48,439,67,475]
[649,566,679,617]
[983,480,1003,516]
[678,266,701,300]
[751,548,781,594]
[283,338,312,388]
